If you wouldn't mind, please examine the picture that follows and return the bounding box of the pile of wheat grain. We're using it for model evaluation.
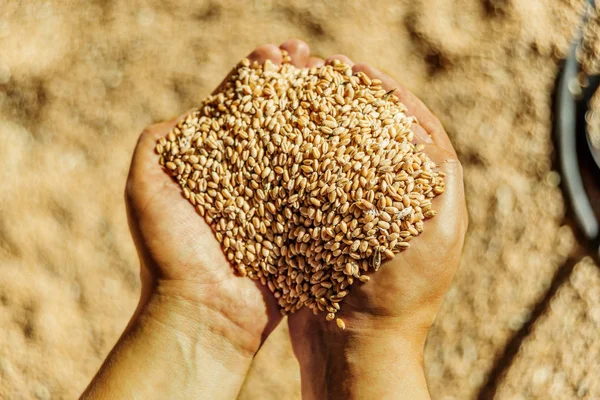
[157,54,444,328]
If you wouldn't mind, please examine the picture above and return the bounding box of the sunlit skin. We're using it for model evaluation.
[83,39,467,400]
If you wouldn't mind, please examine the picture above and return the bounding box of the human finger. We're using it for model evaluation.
[326,54,354,67]
[307,56,325,68]
[352,62,455,157]
[279,38,310,67]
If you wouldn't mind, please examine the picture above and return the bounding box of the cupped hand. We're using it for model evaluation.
[279,53,468,400]
[287,55,468,351]
[124,39,319,356]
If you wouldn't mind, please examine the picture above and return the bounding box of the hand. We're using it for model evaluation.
[287,55,468,399]
[124,39,321,354]
[83,40,322,400]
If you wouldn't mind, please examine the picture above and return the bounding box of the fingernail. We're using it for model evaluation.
[413,124,433,143]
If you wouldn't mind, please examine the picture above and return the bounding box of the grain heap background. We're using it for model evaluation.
[0,1,597,399]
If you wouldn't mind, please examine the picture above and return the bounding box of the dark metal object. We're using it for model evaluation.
[555,0,600,258]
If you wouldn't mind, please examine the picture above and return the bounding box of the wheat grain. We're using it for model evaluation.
[156,55,444,328]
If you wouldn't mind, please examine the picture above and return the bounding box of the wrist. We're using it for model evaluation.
[137,280,262,360]
[84,282,255,399]
[291,317,430,399]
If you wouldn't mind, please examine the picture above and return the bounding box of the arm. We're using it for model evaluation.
[81,39,317,399]
[82,286,254,399]
[295,328,430,399]
[288,57,467,399]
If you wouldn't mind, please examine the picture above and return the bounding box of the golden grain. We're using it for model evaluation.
[156,56,443,329]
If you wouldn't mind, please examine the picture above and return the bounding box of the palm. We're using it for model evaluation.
[125,114,282,344]
[288,62,467,336]
[125,41,325,349]
[288,149,465,333]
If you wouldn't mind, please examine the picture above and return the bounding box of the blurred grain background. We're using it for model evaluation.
[1,0,599,399]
